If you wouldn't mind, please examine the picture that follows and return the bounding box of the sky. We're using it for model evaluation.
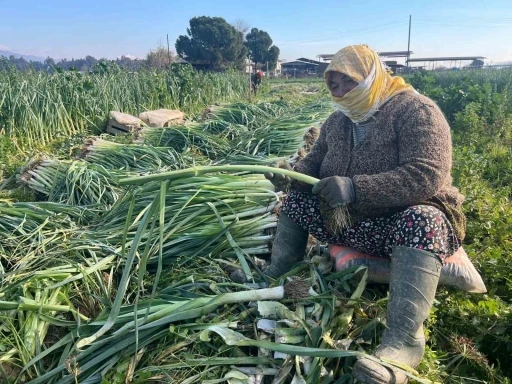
[1,0,512,64]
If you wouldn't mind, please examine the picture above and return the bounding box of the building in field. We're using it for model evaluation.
[316,51,487,72]
[272,60,284,77]
[244,58,283,77]
[281,58,323,77]
[407,56,486,71]
[318,51,413,74]
[244,57,255,74]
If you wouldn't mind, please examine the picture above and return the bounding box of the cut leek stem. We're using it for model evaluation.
[119,165,319,186]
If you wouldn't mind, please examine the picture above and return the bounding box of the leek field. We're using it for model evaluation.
[0,66,511,384]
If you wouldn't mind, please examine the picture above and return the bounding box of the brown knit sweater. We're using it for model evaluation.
[294,91,466,241]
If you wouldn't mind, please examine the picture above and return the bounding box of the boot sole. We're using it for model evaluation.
[352,358,408,384]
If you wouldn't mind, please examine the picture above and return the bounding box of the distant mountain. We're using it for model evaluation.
[0,50,45,62]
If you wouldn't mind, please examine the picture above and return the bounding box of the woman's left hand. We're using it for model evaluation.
[312,176,356,207]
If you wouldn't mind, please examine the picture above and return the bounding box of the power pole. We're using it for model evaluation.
[407,15,412,69]
[248,55,252,103]
[167,34,171,70]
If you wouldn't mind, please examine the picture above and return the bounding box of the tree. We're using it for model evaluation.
[85,55,98,69]
[9,55,29,71]
[117,55,145,71]
[175,16,247,71]
[267,45,280,71]
[44,57,56,73]
[146,46,173,70]
[244,28,280,72]
[469,59,484,69]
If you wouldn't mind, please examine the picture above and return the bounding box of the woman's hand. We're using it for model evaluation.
[264,160,293,191]
[312,176,355,207]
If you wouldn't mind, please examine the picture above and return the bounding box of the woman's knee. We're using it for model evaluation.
[399,205,449,230]
[390,205,452,251]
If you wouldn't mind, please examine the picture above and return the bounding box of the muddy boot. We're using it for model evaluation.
[352,246,441,384]
[263,213,309,278]
[229,213,308,283]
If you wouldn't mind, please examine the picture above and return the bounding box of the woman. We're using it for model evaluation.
[263,45,466,383]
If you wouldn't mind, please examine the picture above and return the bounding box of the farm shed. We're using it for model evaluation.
[318,50,413,62]
[318,51,413,74]
[407,56,486,70]
[281,58,322,77]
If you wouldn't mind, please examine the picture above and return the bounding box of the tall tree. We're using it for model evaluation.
[44,57,56,73]
[85,55,98,69]
[245,28,280,71]
[267,45,280,71]
[175,16,247,71]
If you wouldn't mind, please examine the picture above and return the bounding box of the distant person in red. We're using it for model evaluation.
[251,70,264,95]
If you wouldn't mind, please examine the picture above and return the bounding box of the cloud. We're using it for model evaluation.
[0,44,11,51]
[117,54,138,60]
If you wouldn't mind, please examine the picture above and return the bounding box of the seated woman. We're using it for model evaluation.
[260,45,485,383]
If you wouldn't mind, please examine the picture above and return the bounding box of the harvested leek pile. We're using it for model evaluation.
[136,123,231,159]
[203,100,289,129]
[0,201,87,268]
[87,173,281,267]
[79,138,192,171]
[0,97,426,384]
[214,100,331,157]
[16,157,123,207]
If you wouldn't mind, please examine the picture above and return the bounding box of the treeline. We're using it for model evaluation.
[0,47,171,73]
[1,15,281,73]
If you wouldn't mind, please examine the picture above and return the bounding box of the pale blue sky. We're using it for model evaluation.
[2,0,512,64]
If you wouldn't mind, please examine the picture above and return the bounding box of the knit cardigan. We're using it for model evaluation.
[294,91,466,241]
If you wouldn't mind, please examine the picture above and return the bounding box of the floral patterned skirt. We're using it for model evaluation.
[281,191,460,262]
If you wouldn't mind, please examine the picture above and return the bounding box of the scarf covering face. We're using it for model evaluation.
[325,44,414,123]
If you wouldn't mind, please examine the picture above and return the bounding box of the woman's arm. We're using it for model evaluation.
[351,102,452,211]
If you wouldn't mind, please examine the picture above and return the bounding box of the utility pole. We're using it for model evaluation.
[407,15,412,69]
[248,55,252,103]
[167,34,171,71]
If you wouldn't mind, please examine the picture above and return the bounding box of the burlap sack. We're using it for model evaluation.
[139,109,185,127]
[107,112,143,133]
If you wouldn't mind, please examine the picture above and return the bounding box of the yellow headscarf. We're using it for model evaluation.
[325,44,414,123]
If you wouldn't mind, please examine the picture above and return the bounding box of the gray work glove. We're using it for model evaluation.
[312,176,355,207]
[264,160,293,191]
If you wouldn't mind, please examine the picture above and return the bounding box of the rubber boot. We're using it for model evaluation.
[263,213,309,278]
[352,246,441,384]
[229,213,308,282]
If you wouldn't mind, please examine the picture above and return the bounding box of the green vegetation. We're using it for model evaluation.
[245,28,280,70]
[0,68,511,383]
[408,69,512,383]
[175,16,248,71]
[0,64,248,177]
